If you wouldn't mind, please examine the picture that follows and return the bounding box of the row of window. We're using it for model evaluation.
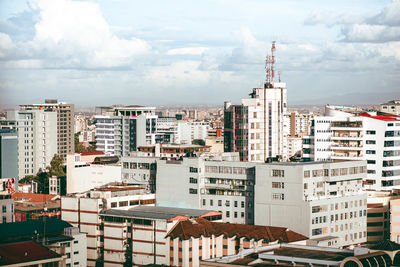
[202,199,247,208]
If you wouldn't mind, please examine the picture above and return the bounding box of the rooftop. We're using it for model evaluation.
[79,151,105,156]
[100,206,220,221]
[167,218,308,243]
[12,192,58,203]
[0,241,62,265]
[93,186,144,192]
[360,112,400,121]
[15,199,60,211]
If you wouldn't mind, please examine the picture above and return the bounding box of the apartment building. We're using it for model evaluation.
[6,109,57,178]
[255,160,368,248]
[61,184,155,266]
[286,111,313,137]
[156,118,210,144]
[99,206,222,266]
[156,155,257,224]
[20,99,75,159]
[391,198,400,243]
[95,106,157,157]
[381,100,400,115]
[166,217,307,266]
[224,42,288,162]
[303,105,400,191]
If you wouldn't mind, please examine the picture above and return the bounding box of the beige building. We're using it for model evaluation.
[20,99,75,159]
[391,198,400,243]
[166,217,307,266]
[380,100,400,115]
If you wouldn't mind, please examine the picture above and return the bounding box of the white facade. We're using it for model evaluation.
[95,106,158,156]
[287,136,303,157]
[157,118,210,144]
[7,110,57,178]
[61,186,155,266]
[156,155,256,224]
[255,160,367,248]
[0,195,14,223]
[66,154,122,194]
[307,105,400,191]
[224,81,288,162]
[380,100,400,115]
[60,227,87,267]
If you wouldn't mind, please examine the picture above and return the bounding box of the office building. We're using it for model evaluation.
[0,130,18,179]
[20,99,75,159]
[224,42,288,162]
[6,109,57,178]
[303,105,400,191]
[255,160,367,248]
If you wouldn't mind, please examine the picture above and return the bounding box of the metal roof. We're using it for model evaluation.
[100,206,216,220]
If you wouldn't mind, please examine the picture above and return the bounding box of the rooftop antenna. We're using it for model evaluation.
[265,41,276,88]
[278,71,281,83]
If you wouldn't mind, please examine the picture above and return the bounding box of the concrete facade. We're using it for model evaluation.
[0,130,18,179]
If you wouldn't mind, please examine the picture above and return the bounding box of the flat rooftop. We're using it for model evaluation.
[100,206,218,220]
[93,186,144,192]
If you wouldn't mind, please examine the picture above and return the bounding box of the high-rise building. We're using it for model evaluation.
[95,105,157,157]
[224,42,288,162]
[6,109,57,178]
[19,99,75,159]
[0,129,18,179]
[303,105,400,191]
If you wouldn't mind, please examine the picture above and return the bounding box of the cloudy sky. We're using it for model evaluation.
[0,0,399,107]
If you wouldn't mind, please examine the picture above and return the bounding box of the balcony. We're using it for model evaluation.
[331,152,363,160]
[331,133,363,140]
[331,142,363,151]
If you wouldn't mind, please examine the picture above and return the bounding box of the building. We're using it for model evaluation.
[390,198,400,243]
[5,109,57,179]
[61,184,155,266]
[157,118,210,145]
[20,99,75,159]
[205,136,224,154]
[156,154,256,224]
[201,243,398,267]
[286,111,313,137]
[95,105,158,157]
[255,160,367,248]
[0,241,66,267]
[66,153,121,194]
[0,129,18,180]
[99,206,222,266]
[380,100,400,115]
[166,217,307,266]
[12,192,60,221]
[224,42,288,162]
[0,218,86,267]
[0,194,14,224]
[303,105,400,191]
[287,136,303,158]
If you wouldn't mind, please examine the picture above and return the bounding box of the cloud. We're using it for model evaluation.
[0,0,151,69]
[341,24,400,43]
[167,47,208,55]
[368,0,400,26]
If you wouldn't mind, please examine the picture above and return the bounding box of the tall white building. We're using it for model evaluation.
[6,109,57,178]
[95,106,157,156]
[255,160,368,248]
[224,42,288,162]
[156,118,210,144]
[303,105,400,191]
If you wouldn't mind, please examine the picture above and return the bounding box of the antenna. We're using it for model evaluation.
[265,41,277,87]
[278,71,281,83]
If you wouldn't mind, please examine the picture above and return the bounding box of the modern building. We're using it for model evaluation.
[303,105,400,191]
[380,100,400,115]
[66,153,121,194]
[20,99,75,159]
[224,42,288,162]
[0,129,18,180]
[390,198,400,243]
[5,109,57,178]
[61,184,155,266]
[166,217,307,266]
[287,136,303,158]
[286,111,313,137]
[156,154,257,224]
[0,194,14,224]
[99,206,222,266]
[255,160,368,248]
[95,105,158,157]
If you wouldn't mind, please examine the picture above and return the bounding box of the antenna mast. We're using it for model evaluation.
[265,41,276,88]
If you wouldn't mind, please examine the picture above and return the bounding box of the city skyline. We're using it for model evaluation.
[0,0,399,107]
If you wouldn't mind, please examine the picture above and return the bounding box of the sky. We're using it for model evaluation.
[0,0,399,107]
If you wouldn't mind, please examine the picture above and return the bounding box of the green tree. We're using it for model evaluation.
[47,154,65,177]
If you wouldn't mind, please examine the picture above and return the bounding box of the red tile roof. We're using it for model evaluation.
[0,241,62,265]
[167,218,308,243]
[11,192,57,203]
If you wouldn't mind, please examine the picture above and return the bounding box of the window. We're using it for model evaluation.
[366,150,376,154]
[272,193,284,200]
[111,202,117,208]
[366,140,376,144]
[74,251,79,255]
[189,167,198,173]
[189,177,198,184]
[210,199,213,206]
[218,200,222,206]
[272,169,284,177]
[366,130,376,135]
[119,201,128,207]
[202,199,206,206]
[234,212,238,218]
[272,182,284,188]
[367,160,376,164]
[304,170,310,178]
[2,205,6,213]
[312,228,322,236]
[234,201,238,207]
[226,211,230,218]
[189,188,198,194]
[241,201,245,208]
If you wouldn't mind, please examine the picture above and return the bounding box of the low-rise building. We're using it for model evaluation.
[166,217,307,266]
[99,206,222,266]
[0,194,14,224]
[11,192,60,222]
[61,184,155,266]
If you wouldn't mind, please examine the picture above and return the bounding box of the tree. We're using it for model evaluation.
[47,154,65,177]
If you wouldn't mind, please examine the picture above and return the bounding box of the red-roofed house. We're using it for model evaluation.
[166,218,308,266]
